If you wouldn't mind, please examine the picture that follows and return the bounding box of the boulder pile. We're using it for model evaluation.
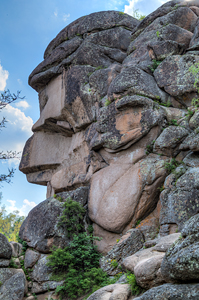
[3,0,199,299]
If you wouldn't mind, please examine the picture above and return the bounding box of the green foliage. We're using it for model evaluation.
[119,11,124,15]
[48,233,101,273]
[132,9,145,21]
[32,293,38,300]
[0,281,2,287]
[149,59,161,73]
[156,31,160,38]
[53,194,63,202]
[186,109,194,118]
[189,62,199,93]
[0,202,25,242]
[48,232,114,299]
[192,97,199,108]
[9,258,18,268]
[136,219,141,226]
[145,140,155,155]
[126,271,143,295]
[105,99,111,107]
[17,235,28,255]
[164,158,180,174]
[169,119,178,126]
[158,184,165,192]
[110,259,118,269]
[58,197,86,238]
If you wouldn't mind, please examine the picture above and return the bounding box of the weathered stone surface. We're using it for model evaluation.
[136,202,160,241]
[179,131,199,151]
[147,40,185,61]
[0,259,10,267]
[29,11,138,91]
[0,234,12,259]
[10,242,22,258]
[122,233,180,273]
[50,132,107,193]
[87,284,131,300]
[44,11,139,59]
[31,255,52,282]
[56,186,89,206]
[126,24,193,70]
[31,280,64,294]
[0,269,26,300]
[93,223,121,255]
[160,166,199,230]
[134,254,165,289]
[189,109,199,129]
[154,54,199,99]
[153,126,189,156]
[108,67,170,102]
[161,214,199,282]
[19,198,68,253]
[100,229,144,275]
[183,152,199,168]
[24,249,40,269]
[134,283,199,300]
[87,95,164,152]
[36,292,59,300]
[19,132,71,175]
[89,154,168,233]
[189,18,199,50]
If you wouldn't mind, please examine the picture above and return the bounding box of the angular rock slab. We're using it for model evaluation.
[89,154,168,233]
[134,254,165,289]
[108,66,170,103]
[19,197,68,253]
[87,284,131,300]
[161,214,199,283]
[0,268,26,300]
[87,95,164,152]
[154,54,199,98]
[160,166,199,230]
[134,283,199,300]
[0,233,12,259]
[153,126,189,156]
[100,229,144,275]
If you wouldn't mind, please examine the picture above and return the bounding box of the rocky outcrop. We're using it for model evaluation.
[161,214,199,283]
[17,0,199,299]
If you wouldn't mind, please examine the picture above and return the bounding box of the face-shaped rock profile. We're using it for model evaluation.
[20,2,199,253]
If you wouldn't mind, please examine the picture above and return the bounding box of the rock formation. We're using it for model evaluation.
[2,0,199,299]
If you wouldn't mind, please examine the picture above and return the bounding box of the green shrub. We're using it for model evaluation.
[164,158,180,174]
[126,271,142,295]
[58,197,86,238]
[149,59,161,72]
[110,259,118,269]
[105,99,111,107]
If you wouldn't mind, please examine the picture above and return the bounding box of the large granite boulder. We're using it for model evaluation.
[0,234,12,259]
[0,268,26,300]
[160,164,199,231]
[161,214,199,282]
[19,197,68,253]
[87,284,131,300]
[134,283,199,300]
[89,154,168,233]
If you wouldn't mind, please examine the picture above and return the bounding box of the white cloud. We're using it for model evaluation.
[0,64,9,91]
[124,0,140,15]
[7,199,36,216]
[15,100,30,110]
[2,104,33,135]
[0,104,33,165]
[63,13,70,22]
[17,79,22,85]
[54,9,58,17]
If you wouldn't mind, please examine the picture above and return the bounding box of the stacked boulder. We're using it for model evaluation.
[17,0,199,299]
[0,233,26,300]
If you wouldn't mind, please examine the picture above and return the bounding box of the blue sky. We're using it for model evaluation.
[0,0,169,216]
